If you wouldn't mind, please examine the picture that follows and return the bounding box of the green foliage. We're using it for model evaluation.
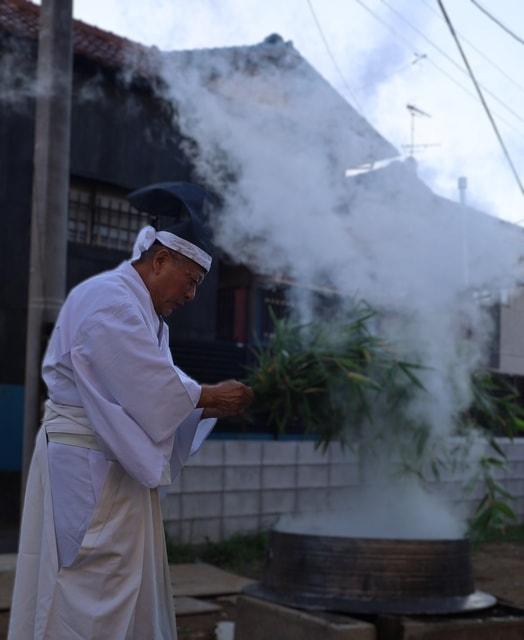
[165,531,268,579]
[471,523,524,545]
[247,306,524,539]
[247,305,424,452]
[465,373,524,537]
[469,371,524,439]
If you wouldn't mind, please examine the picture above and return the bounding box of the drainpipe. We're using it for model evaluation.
[458,176,467,206]
[458,176,469,289]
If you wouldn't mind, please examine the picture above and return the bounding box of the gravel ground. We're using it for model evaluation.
[472,541,524,608]
[176,541,524,640]
[2,542,524,640]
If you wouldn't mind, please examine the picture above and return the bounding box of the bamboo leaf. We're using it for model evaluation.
[490,439,507,460]
[491,501,517,520]
[514,417,524,431]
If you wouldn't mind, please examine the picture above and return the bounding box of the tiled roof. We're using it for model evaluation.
[0,0,156,75]
[0,0,397,163]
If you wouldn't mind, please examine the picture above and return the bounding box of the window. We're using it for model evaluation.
[68,180,150,251]
[256,284,290,341]
[217,286,248,344]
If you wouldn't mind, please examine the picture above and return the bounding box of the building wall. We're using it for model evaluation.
[162,438,524,543]
[499,287,524,376]
[0,48,220,469]
[0,45,208,385]
[70,61,191,189]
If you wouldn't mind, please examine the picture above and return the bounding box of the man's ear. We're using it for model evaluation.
[151,247,171,274]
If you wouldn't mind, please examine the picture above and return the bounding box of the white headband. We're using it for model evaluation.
[131,225,212,272]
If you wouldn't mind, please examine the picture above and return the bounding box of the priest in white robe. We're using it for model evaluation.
[8,182,254,640]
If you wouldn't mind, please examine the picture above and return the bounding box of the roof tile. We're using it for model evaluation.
[0,0,156,75]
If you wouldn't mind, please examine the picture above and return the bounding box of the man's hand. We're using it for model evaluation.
[198,380,254,418]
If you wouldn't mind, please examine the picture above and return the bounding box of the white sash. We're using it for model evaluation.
[44,399,101,451]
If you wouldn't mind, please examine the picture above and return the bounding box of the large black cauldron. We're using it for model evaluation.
[245,529,496,615]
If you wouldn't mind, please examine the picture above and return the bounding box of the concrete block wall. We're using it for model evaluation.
[163,440,359,543]
[162,438,524,544]
[499,289,524,375]
[446,439,524,521]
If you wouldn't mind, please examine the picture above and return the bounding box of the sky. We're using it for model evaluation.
[61,0,524,224]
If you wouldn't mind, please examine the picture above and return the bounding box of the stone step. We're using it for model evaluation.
[0,556,253,611]
[170,563,255,597]
[175,596,222,616]
[235,595,524,640]
[235,596,376,640]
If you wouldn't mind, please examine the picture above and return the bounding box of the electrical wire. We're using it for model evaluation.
[353,53,427,93]
[351,0,524,138]
[378,0,524,129]
[419,0,524,97]
[437,0,524,197]
[305,0,363,111]
[470,0,524,46]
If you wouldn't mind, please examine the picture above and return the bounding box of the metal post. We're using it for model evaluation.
[458,176,468,206]
[458,176,469,289]
[21,0,73,493]
[409,110,415,157]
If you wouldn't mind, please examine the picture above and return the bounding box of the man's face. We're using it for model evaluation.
[149,249,206,317]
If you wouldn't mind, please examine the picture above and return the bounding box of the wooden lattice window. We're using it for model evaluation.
[68,180,150,251]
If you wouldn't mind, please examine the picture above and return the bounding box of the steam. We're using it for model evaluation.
[0,36,109,108]
[0,38,36,107]
[5,0,522,539]
[276,483,467,540]
[155,37,524,537]
[31,0,524,221]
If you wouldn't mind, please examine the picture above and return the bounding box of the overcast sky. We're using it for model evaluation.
[61,0,524,224]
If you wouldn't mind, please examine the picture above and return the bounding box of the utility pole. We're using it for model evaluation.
[21,0,73,493]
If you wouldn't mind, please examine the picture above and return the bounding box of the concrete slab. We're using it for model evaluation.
[0,554,16,610]
[372,602,524,640]
[215,621,235,640]
[170,563,255,598]
[174,596,222,616]
[234,596,376,640]
[390,612,524,639]
[1,557,251,610]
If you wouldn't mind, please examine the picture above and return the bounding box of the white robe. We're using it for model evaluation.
[9,261,215,639]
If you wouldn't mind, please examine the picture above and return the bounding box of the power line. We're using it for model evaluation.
[378,0,524,129]
[437,0,524,197]
[305,0,363,111]
[354,53,427,93]
[424,57,523,134]
[351,0,524,138]
[419,0,524,97]
[470,0,524,46]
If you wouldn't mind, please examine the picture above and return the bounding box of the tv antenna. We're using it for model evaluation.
[401,103,441,157]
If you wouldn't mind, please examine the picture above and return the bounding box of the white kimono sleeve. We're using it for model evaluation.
[70,303,201,488]
[169,409,216,481]
[162,337,216,479]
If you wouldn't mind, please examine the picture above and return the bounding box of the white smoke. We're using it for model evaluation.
[67,0,524,225]
[155,38,524,537]
[0,38,37,107]
[276,483,467,540]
